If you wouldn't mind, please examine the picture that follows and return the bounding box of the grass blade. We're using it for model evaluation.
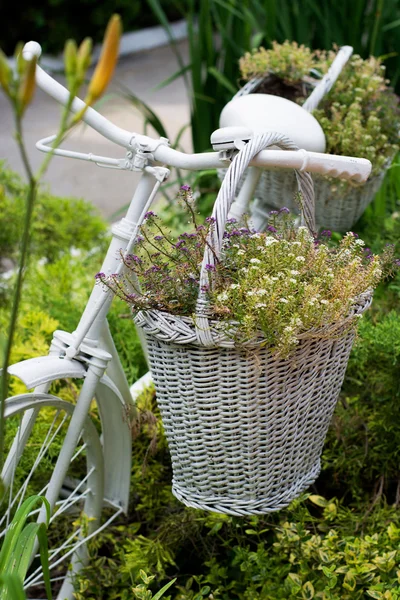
[0,574,27,600]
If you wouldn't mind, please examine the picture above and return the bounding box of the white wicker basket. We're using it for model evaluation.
[134,134,372,516]
[221,45,390,232]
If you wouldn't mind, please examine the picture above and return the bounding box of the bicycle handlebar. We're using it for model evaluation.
[23,41,372,184]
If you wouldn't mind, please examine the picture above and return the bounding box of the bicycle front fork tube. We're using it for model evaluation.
[73,169,159,345]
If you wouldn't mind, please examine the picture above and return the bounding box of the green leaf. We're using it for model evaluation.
[116,83,168,140]
[343,571,357,592]
[244,529,258,535]
[308,495,328,507]
[200,586,211,595]
[302,581,315,599]
[0,574,27,600]
[208,67,237,95]
[152,578,176,600]
[366,591,383,599]
[0,495,50,574]
[288,572,302,587]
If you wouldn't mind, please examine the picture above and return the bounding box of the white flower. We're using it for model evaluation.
[320,299,329,305]
[264,237,278,246]
[290,270,300,275]
[250,258,261,264]
[237,249,245,255]
[292,241,301,246]
[230,283,239,289]
[247,291,255,296]
[279,298,289,303]
[355,239,365,246]
[326,273,334,278]
[250,265,260,270]
[296,256,306,262]
[290,278,297,284]
[257,289,268,296]
[271,276,279,281]
[217,292,229,302]
[255,302,267,308]
[284,326,293,332]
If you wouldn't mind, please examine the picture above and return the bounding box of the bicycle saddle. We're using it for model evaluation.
[219,94,326,153]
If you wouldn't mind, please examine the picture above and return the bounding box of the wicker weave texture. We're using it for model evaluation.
[136,294,371,516]
[250,169,388,232]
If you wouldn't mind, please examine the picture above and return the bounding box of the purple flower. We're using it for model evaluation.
[175,240,185,249]
[320,230,332,238]
[349,232,359,238]
[95,272,106,279]
[394,259,400,267]
[136,236,144,243]
[205,264,216,271]
[267,225,277,233]
[206,216,216,224]
[144,211,156,219]
[227,218,237,224]
[201,284,210,292]
[126,254,142,264]
[181,184,191,191]
[154,235,163,241]
[279,207,290,214]
[269,210,278,216]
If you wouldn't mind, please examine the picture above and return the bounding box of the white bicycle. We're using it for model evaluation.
[1,41,372,599]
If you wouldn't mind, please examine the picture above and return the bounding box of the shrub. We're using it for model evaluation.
[0,163,109,266]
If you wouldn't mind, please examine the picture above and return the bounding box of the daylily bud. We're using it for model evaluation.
[76,37,92,85]
[0,49,12,96]
[18,56,37,115]
[64,39,77,91]
[85,14,121,105]
[15,42,25,76]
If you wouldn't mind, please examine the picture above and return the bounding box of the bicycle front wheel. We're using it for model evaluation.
[0,393,105,600]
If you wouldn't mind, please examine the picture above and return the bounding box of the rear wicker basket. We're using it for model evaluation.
[221,46,390,232]
[134,134,373,515]
[250,169,387,232]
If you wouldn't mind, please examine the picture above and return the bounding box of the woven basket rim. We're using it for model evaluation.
[134,289,372,349]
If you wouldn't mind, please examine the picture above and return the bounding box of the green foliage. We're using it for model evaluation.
[0,496,52,600]
[239,40,327,83]
[0,163,108,266]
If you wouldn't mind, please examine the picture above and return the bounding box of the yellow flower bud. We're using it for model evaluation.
[64,39,77,91]
[76,37,92,85]
[0,49,12,96]
[85,14,121,105]
[15,42,25,76]
[18,56,37,115]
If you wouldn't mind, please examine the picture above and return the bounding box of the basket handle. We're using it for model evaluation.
[194,132,315,346]
[302,45,353,113]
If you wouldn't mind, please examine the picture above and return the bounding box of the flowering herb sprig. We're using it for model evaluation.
[97,188,398,356]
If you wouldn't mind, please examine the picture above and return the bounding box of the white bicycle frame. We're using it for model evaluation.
[5,41,373,554]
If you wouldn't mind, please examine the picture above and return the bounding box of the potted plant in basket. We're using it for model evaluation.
[97,136,399,518]
[236,41,400,232]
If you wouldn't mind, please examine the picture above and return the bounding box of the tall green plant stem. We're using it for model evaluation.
[0,101,72,469]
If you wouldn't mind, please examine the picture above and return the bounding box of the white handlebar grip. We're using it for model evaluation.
[23,42,42,61]
[304,152,372,183]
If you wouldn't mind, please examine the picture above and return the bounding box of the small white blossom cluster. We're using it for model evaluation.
[212,220,384,356]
